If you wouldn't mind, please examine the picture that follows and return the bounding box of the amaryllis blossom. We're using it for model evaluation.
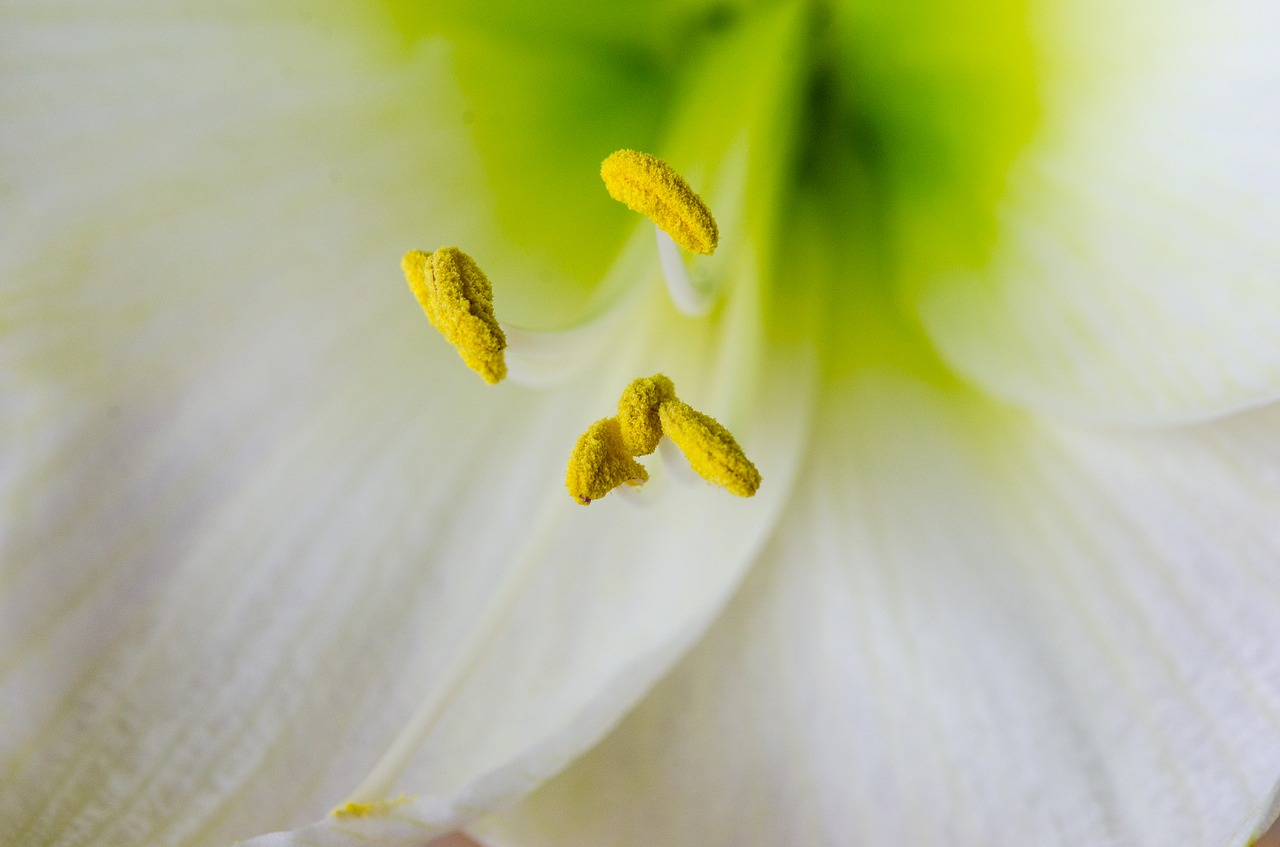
[3,1,1280,846]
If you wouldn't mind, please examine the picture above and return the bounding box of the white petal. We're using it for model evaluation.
[477,369,1280,847]
[0,10,816,847]
[918,0,1280,425]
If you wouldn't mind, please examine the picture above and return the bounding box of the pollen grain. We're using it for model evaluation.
[332,795,410,819]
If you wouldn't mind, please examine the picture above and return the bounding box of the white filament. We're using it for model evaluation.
[655,225,715,317]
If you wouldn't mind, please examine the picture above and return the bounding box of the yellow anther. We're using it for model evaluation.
[566,417,650,505]
[600,149,719,255]
[659,399,761,498]
[567,374,760,505]
[402,247,507,384]
[616,373,675,456]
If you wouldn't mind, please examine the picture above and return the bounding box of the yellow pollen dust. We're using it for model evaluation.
[402,246,507,384]
[331,795,410,819]
[566,373,760,505]
[659,399,761,498]
[616,373,675,456]
[566,418,650,506]
[600,149,719,255]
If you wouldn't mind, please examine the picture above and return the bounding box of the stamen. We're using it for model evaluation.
[601,149,719,255]
[567,373,759,504]
[658,399,761,497]
[654,227,715,317]
[565,417,650,506]
[402,247,507,384]
[616,373,675,456]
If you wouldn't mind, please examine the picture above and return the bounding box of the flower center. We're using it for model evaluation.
[401,150,760,505]
[766,0,1041,370]
[392,0,1043,499]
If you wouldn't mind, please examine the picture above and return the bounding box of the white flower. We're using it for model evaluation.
[3,2,1279,846]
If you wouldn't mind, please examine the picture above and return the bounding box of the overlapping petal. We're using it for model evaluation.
[478,370,1280,847]
[7,2,1279,847]
[918,0,1280,425]
[0,6,814,846]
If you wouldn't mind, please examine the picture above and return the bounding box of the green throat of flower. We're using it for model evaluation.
[392,0,1041,501]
